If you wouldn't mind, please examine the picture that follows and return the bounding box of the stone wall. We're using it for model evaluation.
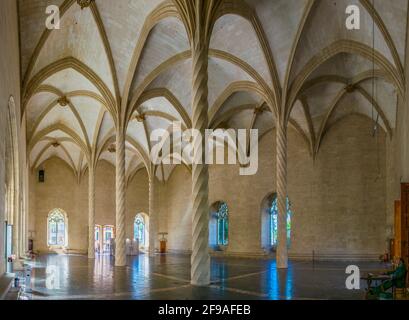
[29,159,149,253]
[0,0,21,276]
[29,115,389,260]
[29,158,86,253]
[164,166,193,253]
[125,169,149,240]
[162,114,388,260]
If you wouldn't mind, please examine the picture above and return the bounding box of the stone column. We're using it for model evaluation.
[190,38,210,286]
[99,226,103,254]
[19,193,24,257]
[149,174,157,256]
[276,120,288,269]
[88,166,95,259]
[115,128,126,266]
[23,165,29,255]
[12,185,20,258]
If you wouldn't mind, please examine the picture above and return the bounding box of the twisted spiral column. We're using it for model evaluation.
[276,121,288,269]
[88,166,95,259]
[190,40,210,286]
[149,174,157,256]
[115,128,126,266]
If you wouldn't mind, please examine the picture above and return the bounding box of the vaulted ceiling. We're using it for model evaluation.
[20,0,408,182]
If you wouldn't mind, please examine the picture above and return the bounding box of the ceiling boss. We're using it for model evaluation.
[76,0,94,10]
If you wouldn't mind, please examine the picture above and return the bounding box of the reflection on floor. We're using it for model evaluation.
[23,254,388,300]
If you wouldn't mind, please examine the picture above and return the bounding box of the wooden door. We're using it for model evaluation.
[400,183,409,265]
[394,200,401,258]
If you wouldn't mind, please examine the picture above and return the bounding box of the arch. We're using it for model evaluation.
[28,99,91,149]
[314,86,392,155]
[134,212,149,250]
[317,112,387,159]
[47,208,68,248]
[127,49,275,124]
[283,0,316,94]
[213,2,281,105]
[209,49,277,113]
[129,88,192,128]
[29,123,90,159]
[359,0,404,76]
[299,69,393,94]
[23,57,117,122]
[26,86,108,120]
[286,40,404,123]
[258,123,312,157]
[22,0,77,87]
[209,81,272,123]
[260,193,292,252]
[209,201,229,250]
[121,1,180,112]
[31,141,79,177]
[27,92,103,149]
[94,132,151,177]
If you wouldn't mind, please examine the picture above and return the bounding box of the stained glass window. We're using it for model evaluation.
[48,209,66,246]
[134,214,145,245]
[270,196,291,247]
[217,202,228,246]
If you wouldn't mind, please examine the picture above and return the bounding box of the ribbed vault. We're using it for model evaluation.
[20,0,408,181]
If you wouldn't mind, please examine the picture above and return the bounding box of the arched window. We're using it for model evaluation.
[209,201,229,248]
[217,202,229,246]
[270,196,291,247]
[134,214,145,245]
[48,209,67,246]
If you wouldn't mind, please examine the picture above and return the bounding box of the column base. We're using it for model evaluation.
[276,259,288,269]
[190,280,210,287]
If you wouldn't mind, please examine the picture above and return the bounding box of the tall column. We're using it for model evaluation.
[149,174,157,256]
[24,164,30,254]
[98,226,103,254]
[88,166,95,259]
[115,128,126,266]
[190,37,210,286]
[12,186,20,258]
[276,120,288,269]
[19,193,24,257]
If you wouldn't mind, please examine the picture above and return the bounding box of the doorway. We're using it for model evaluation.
[94,225,102,254]
[102,226,114,254]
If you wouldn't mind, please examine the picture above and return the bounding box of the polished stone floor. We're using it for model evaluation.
[20,254,389,300]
